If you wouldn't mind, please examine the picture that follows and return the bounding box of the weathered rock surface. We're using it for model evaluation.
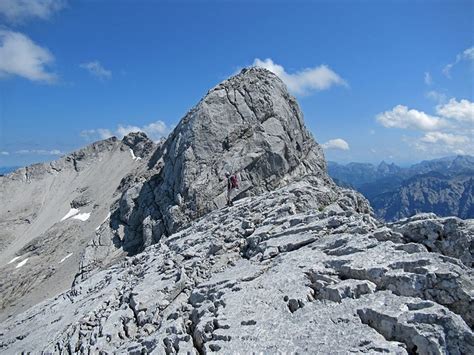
[79,67,332,279]
[0,182,472,354]
[390,213,474,267]
[0,68,472,354]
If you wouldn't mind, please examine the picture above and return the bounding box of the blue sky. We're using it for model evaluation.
[0,0,473,167]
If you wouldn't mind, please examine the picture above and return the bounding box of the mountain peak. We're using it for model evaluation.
[142,65,329,230]
[76,68,334,266]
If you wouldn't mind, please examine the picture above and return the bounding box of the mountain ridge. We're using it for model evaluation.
[0,68,472,354]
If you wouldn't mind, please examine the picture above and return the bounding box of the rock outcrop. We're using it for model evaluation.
[0,68,472,354]
[79,68,333,278]
[390,213,473,267]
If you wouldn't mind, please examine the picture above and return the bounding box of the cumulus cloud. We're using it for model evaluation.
[0,29,56,82]
[252,58,347,95]
[80,61,112,80]
[424,72,432,85]
[15,149,63,155]
[0,0,65,23]
[81,120,170,142]
[321,138,350,151]
[420,132,469,145]
[443,46,474,78]
[412,135,473,156]
[436,98,474,123]
[116,121,168,140]
[376,105,446,131]
[378,98,474,156]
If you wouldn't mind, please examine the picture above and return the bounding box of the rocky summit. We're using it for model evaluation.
[0,68,473,354]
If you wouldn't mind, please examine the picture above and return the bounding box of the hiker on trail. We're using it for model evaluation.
[226,172,239,206]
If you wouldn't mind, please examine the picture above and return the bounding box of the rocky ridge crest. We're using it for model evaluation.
[0,68,472,354]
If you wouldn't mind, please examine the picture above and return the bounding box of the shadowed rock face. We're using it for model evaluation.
[0,68,473,354]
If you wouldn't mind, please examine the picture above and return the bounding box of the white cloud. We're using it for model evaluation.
[80,61,112,80]
[425,90,447,104]
[0,0,65,22]
[464,47,474,60]
[252,58,347,95]
[97,128,113,139]
[424,72,432,85]
[81,120,170,142]
[377,98,474,155]
[1,151,9,155]
[443,46,474,78]
[116,125,143,137]
[117,121,168,140]
[380,96,473,157]
[80,129,111,140]
[321,138,350,151]
[15,149,63,155]
[420,131,469,145]
[412,134,473,156]
[436,98,474,123]
[0,30,56,82]
[376,105,446,131]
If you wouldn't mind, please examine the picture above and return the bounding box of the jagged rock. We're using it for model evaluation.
[108,67,331,251]
[1,180,472,353]
[390,213,473,266]
[122,131,156,159]
[0,68,472,354]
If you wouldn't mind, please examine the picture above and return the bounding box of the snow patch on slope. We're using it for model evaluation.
[60,208,80,222]
[8,256,21,264]
[16,259,29,269]
[129,149,142,161]
[59,253,73,264]
[72,213,91,222]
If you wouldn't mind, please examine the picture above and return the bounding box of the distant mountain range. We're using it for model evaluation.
[328,155,474,221]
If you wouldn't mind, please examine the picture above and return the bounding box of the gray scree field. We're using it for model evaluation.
[0,68,472,354]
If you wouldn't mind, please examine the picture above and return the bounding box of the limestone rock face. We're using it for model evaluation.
[154,67,329,223]
[0,68,472,354]
[93,68,332,267]
[390,213,474,267]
